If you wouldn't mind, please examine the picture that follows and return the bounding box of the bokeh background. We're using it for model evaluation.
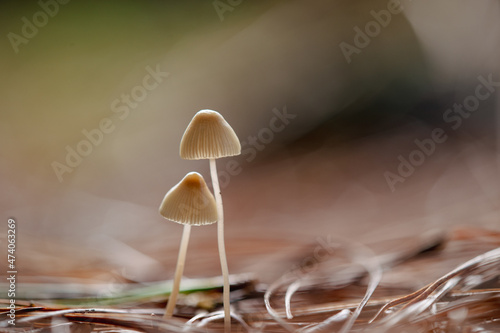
[1,0,499,283]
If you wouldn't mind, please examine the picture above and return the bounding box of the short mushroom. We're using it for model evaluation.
[180,110,241,331]
[159,171,218,318]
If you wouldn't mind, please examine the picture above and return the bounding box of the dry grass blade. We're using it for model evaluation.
[371,247,500,325]
[64,312,210,333]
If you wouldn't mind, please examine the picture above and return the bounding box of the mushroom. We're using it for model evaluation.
[180,110,241,331]
[159,171,218,318]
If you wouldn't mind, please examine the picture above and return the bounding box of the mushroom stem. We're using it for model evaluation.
[209,158,231,332]
[164,224,191,318]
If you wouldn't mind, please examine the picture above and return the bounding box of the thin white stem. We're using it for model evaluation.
[164,224,191,318]
[210,158,231,332]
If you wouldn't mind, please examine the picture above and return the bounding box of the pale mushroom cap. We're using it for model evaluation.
[159,172,218,226]
[180,110,241,160]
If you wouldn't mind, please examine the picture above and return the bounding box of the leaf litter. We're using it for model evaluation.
[1,226,499,332]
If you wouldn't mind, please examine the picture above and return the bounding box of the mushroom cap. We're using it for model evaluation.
[159,172,218,226]
[180,110,241,160]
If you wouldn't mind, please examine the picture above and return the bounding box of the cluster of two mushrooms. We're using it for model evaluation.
[159,110,240,331]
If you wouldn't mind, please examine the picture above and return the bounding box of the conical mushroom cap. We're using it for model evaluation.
[180,110,241,160]
[159,172,218,226]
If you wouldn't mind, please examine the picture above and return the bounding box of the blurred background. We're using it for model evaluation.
[1,0,499,283]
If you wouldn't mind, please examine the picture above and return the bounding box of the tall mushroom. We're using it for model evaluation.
[159,171,218,318]
[180,110,240,331]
